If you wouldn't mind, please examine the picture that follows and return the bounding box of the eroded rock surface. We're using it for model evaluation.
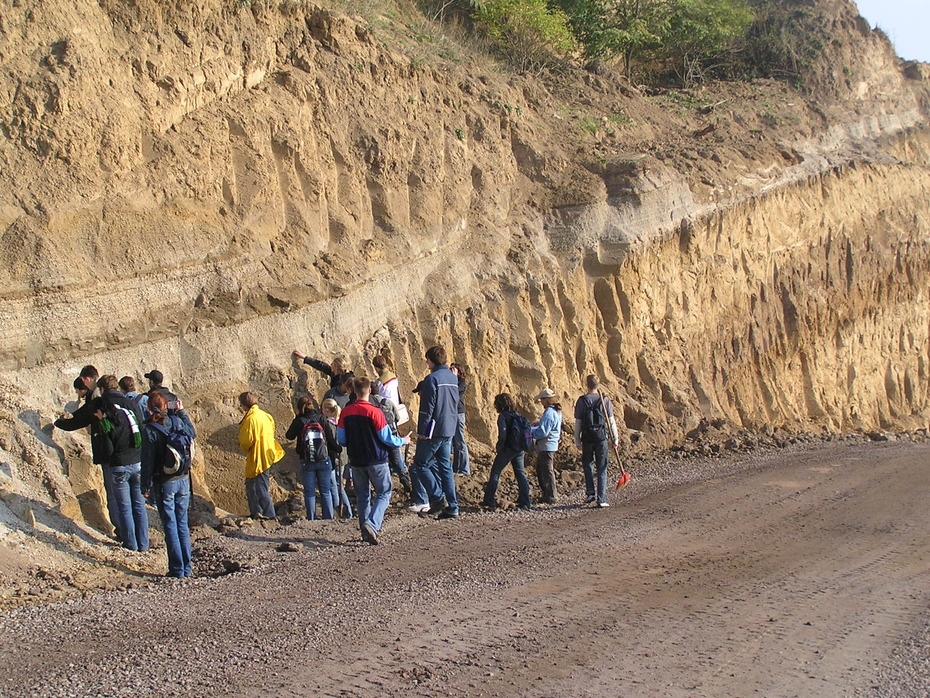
[0,0,928,589]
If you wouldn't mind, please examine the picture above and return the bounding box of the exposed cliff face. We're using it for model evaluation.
[0,0,928,586]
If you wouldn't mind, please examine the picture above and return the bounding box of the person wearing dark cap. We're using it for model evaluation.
[140,370,194,435]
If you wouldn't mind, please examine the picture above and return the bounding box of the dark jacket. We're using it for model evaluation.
[103,389,145,433]
[285,410,341,463]
[141,413,195,491]
[55,400,105,464]
[323,386,351,411]
[416,364,459,438]
[100,389,142,466]
[55,392,140,466]
[495,410,526,454]
[456,378,467,415]
[302,357,349,390]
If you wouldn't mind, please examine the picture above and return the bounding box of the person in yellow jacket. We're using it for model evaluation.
[238,392,285,519]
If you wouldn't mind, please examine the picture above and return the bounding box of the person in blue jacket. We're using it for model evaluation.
[411,345,460,519]
[531,388,562,504]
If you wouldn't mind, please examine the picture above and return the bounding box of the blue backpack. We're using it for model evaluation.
[148,417,194,478]
[506,411,534,452]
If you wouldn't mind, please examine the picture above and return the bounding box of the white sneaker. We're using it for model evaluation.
[597,502,610,508]
[407,503,430,513]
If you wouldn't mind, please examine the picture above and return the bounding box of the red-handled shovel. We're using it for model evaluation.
[597,390,631,491]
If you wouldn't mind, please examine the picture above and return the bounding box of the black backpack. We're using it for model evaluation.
[148,416,194,478]
[297,413,330,463]
[579,395,607,443]
[505,411,534,452]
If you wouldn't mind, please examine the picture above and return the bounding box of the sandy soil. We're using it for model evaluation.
[1,440,928,697]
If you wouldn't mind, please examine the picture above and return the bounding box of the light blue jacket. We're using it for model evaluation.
[531,406,562,452]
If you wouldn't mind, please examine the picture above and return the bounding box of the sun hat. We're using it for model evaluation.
[535,388,556,400]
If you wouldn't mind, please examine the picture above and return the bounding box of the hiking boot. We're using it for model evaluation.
[361,522,379,545]
[407,503,430,514]
[436,508,459,520]
[422,497,448,517]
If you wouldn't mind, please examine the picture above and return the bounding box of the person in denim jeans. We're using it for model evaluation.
[450,364,470,475]
[285,397,339,520]
[336,376,409,545]
[322,399,353,519]
[411,346,460,519]
[574,375,619,508]
[141,391,195,577]
[93,375,150,551]
[238,392,284,519]
[482,393,533,510]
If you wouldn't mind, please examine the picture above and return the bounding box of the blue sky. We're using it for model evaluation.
[853,0,930,63]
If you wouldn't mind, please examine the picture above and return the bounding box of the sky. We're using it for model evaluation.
[852,0,930,63]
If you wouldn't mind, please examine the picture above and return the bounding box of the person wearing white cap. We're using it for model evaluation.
[531,388,562,504]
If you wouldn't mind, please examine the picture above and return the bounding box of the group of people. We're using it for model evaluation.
[53,346,624,565]
[245,345,623,545]
[54,366,196,578]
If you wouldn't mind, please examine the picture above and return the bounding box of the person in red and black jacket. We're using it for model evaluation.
[336,376,409,545]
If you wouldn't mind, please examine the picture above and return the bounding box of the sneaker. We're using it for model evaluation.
[406,503,430,514]
[517,504,534,511]
[436,508,459,520]
[585,495,596,504]
[597,502,610,508]
[361,522,379,545]
[480,501,498,510]
[423,497,448,516]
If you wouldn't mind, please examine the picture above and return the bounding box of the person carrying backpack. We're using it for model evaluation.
[141,391,195,577]
[285,396,340,520]
[574,374,620,508]
[93,375,150,552]
[481,393,533,511]
[368,391,413,497]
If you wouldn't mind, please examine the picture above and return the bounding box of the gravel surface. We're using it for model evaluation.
[1,439,929,696]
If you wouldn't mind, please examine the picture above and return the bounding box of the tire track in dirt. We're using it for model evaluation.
[1,441,929,697]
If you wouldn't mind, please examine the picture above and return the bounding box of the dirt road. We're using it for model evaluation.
[1,440,929,697]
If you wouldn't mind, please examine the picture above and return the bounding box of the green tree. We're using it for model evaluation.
[471,0,576,72]
[557,0,752,83]
[661,0,754,85]
[558,0,668,76]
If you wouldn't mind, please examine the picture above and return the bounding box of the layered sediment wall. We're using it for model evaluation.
[0,0,928,558]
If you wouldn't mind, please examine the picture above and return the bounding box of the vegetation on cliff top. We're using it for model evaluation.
[412,0,826,86]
